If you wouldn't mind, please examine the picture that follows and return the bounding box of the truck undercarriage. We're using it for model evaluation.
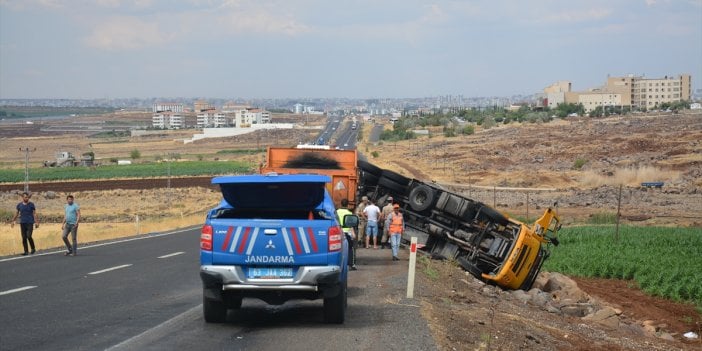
[357,160,561,290]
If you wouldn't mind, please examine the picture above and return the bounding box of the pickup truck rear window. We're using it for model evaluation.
[219,182,325,210]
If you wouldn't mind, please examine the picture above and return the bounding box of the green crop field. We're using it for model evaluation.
[0,161,254,183]
[543,225,702,310]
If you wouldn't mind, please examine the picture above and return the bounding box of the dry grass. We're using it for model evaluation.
[0,214,204,256]
[579,166,681,187]
[0,188,219,256]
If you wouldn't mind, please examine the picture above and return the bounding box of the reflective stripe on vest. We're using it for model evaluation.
[336,208,354,232]
[389,213,403,233]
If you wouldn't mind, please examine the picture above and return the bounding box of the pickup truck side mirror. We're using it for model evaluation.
[343,214,359,228]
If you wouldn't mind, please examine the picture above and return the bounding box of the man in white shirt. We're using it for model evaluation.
[362,199,381,249]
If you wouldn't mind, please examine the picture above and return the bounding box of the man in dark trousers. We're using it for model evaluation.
[11,192,39,255]
[336,199,357,270]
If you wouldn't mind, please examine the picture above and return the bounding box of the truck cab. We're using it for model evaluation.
[200,173,357,323]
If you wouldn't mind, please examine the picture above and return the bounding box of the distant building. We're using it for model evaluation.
[196,109,228,128]
[543,81,571,108]
[546,74,691,112]
[294,103,304,114]
[153,102,183,113]
[152,112,184,129]
[194,100,212,113]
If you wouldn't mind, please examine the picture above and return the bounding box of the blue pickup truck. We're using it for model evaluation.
[200,173,357,324]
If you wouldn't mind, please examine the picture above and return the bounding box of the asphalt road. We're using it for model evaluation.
[0,229,437,351]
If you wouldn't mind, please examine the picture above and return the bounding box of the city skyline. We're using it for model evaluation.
[1,0,701,100]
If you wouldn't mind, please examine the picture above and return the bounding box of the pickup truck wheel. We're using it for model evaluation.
[378,176,408,195]
[358,160,382,177]
[203,296,227,323]
[323,280,347,324]
[408,184,436,212]
[476,206,509,226]
[381,169,411,186]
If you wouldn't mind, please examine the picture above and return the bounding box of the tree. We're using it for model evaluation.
[130,149,141,160]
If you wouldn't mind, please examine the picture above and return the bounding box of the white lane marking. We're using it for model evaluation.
[0,227,196,263]
[157,252,185,259]
[88,264,132,275]
[0,286,37,296]
[105,305,202,351]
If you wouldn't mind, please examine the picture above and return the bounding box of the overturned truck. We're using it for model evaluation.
[357,160,561,290]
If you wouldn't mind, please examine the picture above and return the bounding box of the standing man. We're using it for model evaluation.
[10,192,38,255]
[380,196,394,249]
[354,196,369,248]
[362,199,381,249]
[386,204,405,261]
[336,199,357,270]
[62,194,81,256]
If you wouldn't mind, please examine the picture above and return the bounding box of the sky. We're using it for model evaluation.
[0,0,701,99]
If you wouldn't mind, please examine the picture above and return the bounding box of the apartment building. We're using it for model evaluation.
[627,74,691,109]
[196,109,228,128]
[152,112,184,129]
[194,100,212,113]
[153,102,184,113]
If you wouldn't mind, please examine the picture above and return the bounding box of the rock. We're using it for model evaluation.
[544,302,561,314]
[658,332,675,341]
[44,191,58,199]
[529,291,552,307]
[481,286,499,298]
[583,307,621,329]
[560,303,595,317]
[511,290,531,304]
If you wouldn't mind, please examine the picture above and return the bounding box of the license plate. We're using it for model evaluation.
[247,267,293,279]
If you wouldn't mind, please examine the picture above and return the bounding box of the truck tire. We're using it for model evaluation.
[378,176,408,195]
[361,172,379,186]
[476,206,509,226]
[323,280,347,324]
[203,295,227,323]
[358,160,382,177]
[381,169,411,186]
[408,184,436,212]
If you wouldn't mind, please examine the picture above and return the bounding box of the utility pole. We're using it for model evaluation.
[19,147,36,193]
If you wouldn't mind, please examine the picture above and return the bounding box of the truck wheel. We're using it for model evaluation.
[203,296,227,323]
[378,176,408,195]
[323,280,347,324]
[358,160,382,177]
[381,169,411,186]
[408,184,436,212]
[361,172,379,186]
[476,206,509,226]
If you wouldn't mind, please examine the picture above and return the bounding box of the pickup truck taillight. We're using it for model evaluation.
[328,226,343,252]
[201,225,213,251]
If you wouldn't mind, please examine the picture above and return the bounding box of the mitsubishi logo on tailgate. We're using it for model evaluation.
[265,240,276,249]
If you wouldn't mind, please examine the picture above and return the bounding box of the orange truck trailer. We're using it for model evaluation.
[259,146,358,209]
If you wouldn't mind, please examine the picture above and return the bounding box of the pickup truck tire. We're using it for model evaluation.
[358,160,382,177]
[323,280,347,324]
[378,176,408,195]
[476,206,509,226]
[381,169,411,186]
[408,184,436,212]
[203,295,227,323]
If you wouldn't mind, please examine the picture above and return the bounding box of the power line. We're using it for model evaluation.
[19,147,37,193]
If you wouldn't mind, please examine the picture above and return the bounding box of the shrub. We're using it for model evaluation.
[371,151,379,158]
[462,125,475,135]
[130,149,141,160]
[573,158,588,170]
